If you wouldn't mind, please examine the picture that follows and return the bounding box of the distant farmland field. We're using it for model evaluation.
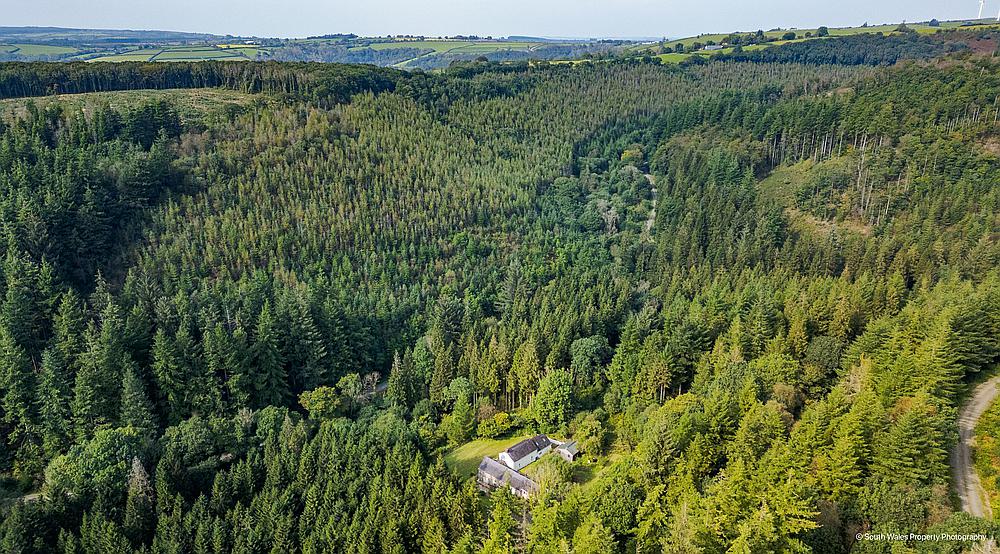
[632,19,1000,59]
[362,39,543,55]
[88,45,263,62]
[0,43,79,56]
[364,40,479,53]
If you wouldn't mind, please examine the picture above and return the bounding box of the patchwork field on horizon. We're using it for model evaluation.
[4,17,1000,68]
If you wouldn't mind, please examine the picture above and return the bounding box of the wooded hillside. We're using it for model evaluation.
[0,51,998,553]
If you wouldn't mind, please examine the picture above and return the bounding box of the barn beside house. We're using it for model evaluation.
[499,434,553,470]
[554,440,579,462]
[477,456,539,499]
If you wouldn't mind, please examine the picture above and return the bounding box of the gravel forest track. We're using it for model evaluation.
[952,375,1000,518]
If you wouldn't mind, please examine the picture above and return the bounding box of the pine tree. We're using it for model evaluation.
[817,425,863,502]
[431,288,464,349]
[405,336,430,392]
[448,395,475,445]
[226,323,252,410]
[120,359,156,435]
[572,515,616,554]
[1,251,41,354]
[479,334,502,404]
[253,302,288,408]
[786,308,809,359]
[608,318,642,403]
[71,326,103,441]
[511,337,541,408]
[152,328,186,423]
[37,347,71,458]
[482,488,517,554]
[294,303,328,392]
[0,324,38,477]
[72,301,128,438]
[873,395,948,485]
[429,342,456,409]
[203,322,234,413]
[458,333,480,389]
[53,290,86,375]
[386,351,412,409]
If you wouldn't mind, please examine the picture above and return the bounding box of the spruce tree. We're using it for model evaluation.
[53,290,86,375]
[0,324,38,476]
[120,359,156,436]
[37,347,71,458]
[151,328,186,423]
[385,351,411,409]
[252,302,288,408]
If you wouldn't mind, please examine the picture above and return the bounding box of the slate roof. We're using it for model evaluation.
[504,434,552,463]
[478,457,539,494]
[478,456,508,480]
[556,440,579,455]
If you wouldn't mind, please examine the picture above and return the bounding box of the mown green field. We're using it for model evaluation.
[443,435,531,477]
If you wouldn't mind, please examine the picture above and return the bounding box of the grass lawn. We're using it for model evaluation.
[444,435,531,477]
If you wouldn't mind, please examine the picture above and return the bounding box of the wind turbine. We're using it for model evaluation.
[979,0,986,20]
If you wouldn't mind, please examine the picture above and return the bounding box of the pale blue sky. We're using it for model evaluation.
[3,0,988,39]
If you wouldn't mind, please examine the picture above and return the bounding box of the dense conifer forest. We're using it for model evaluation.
[0,33,999,553]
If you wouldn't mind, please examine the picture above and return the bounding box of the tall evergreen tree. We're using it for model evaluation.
[37,346,71,458]
[120,359,156,436]
[252,302,288,408]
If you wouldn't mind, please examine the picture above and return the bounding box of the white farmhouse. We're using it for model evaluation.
[498,435,553,471]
